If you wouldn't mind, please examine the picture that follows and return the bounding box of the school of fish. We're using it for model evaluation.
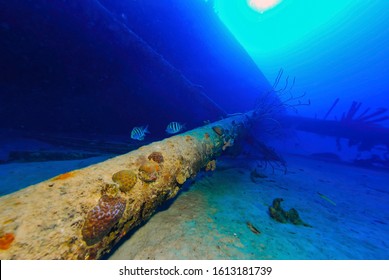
[130,122,186,141]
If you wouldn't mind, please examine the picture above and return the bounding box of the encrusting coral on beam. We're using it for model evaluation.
[0,112,253,259]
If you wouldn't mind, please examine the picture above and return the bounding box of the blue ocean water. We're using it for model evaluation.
[0,0,388,259]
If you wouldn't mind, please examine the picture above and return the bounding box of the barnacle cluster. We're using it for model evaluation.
[82,195,126,246]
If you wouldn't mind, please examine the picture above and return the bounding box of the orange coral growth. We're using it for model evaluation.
[51,171,77,181]
[0,233,15,250]
[204,133,210,139]
[185,135,193,142]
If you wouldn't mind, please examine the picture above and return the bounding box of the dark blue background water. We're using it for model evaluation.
[0,0,388,171]
[0,0,271,138]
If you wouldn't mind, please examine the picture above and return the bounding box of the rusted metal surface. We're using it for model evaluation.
[0,113,253,259]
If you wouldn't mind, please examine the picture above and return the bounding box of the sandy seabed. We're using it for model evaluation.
[0,154,388,259]
[107,155,389,260]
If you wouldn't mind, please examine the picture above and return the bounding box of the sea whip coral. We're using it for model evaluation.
[82,195,126,246]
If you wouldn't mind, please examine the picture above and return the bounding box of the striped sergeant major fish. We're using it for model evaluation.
[130,125,150,141]
[165,122,185,134]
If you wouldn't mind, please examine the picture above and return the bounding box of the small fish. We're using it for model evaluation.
[166,122,185,134]
[130,125,150,141]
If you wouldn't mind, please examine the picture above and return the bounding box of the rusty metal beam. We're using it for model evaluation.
[0,112,253,259]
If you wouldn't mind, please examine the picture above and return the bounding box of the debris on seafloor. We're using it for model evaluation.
[317,192,337,206]
[250,167,268,183]
[268,198,312,227]
[205,159,216,172]
[246,221,261,235]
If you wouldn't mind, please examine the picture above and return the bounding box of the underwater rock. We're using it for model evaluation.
[112,170,137,193]
[148,151,164,163]
[82,195,126,246]
[138,161,160,182]
[272,198,283,210]
[269,198,288,223]
[287,208,312,227]
[268,198,311,227]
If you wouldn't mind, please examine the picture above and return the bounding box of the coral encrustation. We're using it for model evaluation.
[148,151,164,163]
[82,195,126,246]
[112,170,137,193]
